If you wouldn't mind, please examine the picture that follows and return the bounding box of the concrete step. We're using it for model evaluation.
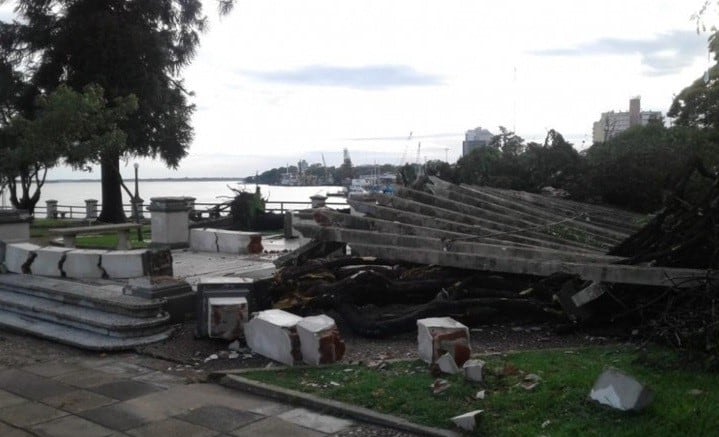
[0,308,175,351]
[0,274,164,318]
[0,288,171,338]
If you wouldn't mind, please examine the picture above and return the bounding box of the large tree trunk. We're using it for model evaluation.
[98,151,126,223]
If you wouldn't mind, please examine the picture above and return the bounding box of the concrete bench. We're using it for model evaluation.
[49,223,142,250]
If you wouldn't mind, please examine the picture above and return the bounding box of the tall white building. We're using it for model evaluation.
[462,127,494,155]
[592,97,662,143]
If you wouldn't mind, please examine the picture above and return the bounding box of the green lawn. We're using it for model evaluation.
[242,346,718,436]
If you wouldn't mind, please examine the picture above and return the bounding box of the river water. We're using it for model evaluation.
[0,180,346,216]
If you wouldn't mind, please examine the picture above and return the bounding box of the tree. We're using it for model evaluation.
[0,0,235,222]
[0,84,136,213]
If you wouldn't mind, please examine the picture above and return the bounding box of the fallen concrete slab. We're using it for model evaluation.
[244,309,303,366]
[589,369,654,412]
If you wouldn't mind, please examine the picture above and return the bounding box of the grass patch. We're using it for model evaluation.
[75,229,150,249]
[242,346,719,436]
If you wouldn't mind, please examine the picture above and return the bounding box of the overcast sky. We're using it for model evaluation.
[0,0,713,179]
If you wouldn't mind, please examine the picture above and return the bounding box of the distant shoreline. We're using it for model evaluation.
[44,177,246,183]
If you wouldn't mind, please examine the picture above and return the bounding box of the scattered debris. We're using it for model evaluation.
[475,390,486,400]
[431,378,451,395]
[688,389,704,396]
[436,352,460,374]
[462,359,486,382]
[450,409,484,432]
[589,369,654,412]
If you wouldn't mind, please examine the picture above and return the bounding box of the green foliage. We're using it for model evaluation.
[0,84,136,213]
[244,346,719,436]
[584,124,719,212]
[0,0,234,221]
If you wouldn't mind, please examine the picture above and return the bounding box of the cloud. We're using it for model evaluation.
[243,64,443,89]
[530,30,707,76]
[346,132,462,141]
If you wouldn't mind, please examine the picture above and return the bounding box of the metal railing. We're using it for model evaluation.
[32,199,348,220]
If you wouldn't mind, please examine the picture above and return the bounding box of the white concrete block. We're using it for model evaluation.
[215,229,262,254]
[63,249,109,279]
[3,242,41,274]
[450,410,483,432]
[190,228,217,252]
[297,314,346,365]
[31,247,73,277]
[436,353,460,374]
[463,359,486,382]
[417,317,471,366]
[589,369,654,412]
[101,250,148,278]
[207,296,248,340]
[244,309,303,366]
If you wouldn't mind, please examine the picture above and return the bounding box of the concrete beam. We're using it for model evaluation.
[348,243,713,287]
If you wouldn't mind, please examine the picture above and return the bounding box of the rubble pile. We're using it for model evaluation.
[270,174,719,355]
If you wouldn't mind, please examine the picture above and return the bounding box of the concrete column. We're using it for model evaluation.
[310,195,327,208]
[46,200,58,219]
[0,209,31,244]
[84,199,98,220]
[148,197,191,249]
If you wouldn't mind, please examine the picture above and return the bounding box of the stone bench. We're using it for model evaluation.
[49,223,142,250]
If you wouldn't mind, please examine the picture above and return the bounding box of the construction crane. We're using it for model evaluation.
[321,153,331,184]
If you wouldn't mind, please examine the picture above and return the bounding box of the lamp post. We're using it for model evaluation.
[133,163,143,242]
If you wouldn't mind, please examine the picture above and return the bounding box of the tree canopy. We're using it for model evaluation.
[0,0,234,221]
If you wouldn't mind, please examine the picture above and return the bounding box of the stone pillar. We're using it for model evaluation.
[310,194,327,208]
[183,196,196,212]
[0,209,31,244]
[84,199,98,220]
[46,199,58,219]
[130,197,145,220]
[148,197,191,249]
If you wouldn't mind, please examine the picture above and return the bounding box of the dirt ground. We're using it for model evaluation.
[134,318,611,374]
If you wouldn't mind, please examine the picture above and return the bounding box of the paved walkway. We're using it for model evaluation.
[0,353,356,436]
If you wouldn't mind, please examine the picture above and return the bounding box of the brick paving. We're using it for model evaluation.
[0,354,359,436]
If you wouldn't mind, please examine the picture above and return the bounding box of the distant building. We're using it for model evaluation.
[592,97,662,143]
[462,127,494,156]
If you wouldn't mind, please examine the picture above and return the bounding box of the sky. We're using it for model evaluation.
[0,0,714,180]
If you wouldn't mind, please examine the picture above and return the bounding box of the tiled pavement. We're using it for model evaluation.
[0,354,356,436]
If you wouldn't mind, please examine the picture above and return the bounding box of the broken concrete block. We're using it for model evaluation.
[436,353,460,374]
[63,249,108,279]
[572,282,608,307]
[589,369,654,412]
[31,246,73,277]
[215,229,263,254]
[450,410,483,432]
[297,314,346,365]
[101,249,148,278]
[244,309,303,366]
[3,242,40,274]
[463,359,486,382]
[207,296,249,340]
[417,317,471,366]
[196,277,254,338]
